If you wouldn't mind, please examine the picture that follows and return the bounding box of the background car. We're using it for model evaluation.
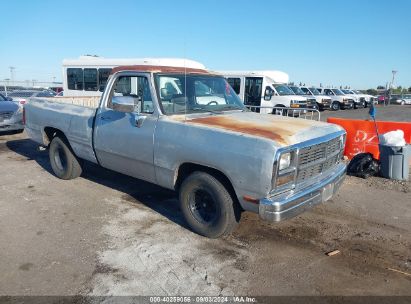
[8,90,56,105]
[392,94,411,105]
[0,93,24,134]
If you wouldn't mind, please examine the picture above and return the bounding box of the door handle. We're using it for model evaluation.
[134,115,147,128]
[100,116,112,121]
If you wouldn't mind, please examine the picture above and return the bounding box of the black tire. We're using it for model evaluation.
[272,105,287,116]
[49,136,82,180]
[331,101,339,111]
[179,172,240,238]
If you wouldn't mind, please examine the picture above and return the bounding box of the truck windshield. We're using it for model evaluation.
[155,74,245,115]
[274,85,295,96]
[309,88,321,95]
[290,86,307,95]
[332,89,345,96]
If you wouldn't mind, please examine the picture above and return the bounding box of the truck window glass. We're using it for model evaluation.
[156,74,244,115]
[98,68,112,92]
[227,78,241,94]
[84,68,98,91]
[109,76,154,114]
[67,68,83,90]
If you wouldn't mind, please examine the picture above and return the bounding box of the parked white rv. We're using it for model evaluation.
[222,71,308,114]
[62,56,206,97]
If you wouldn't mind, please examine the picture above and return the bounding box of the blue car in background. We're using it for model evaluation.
[0,93,24,134]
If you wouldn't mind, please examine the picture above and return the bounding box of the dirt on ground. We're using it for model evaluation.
[0,131,410,297]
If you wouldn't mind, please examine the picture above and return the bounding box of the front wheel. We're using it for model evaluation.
[331,101,339,111]
[49,136,82,180]
[179,172,240,238]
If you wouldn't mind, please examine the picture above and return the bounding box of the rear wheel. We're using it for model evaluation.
[49,136,82,180]
[179,172,240,238]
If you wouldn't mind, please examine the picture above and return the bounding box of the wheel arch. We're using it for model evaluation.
[43,127,69,147]
[174,162,242,212]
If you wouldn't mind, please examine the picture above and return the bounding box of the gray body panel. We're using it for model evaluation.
[25,98,98,163]
[25,70,346,215]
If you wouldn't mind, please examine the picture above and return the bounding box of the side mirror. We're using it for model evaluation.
[264,87,274,101]
[6,97,13,101]
[112,96,138,113]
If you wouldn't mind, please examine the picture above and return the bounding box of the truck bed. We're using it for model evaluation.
[24,96,101,163]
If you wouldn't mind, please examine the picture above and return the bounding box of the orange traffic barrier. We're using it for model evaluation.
[327,118,411,160]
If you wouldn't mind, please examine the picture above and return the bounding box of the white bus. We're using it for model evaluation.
[221,71,308,114]
[62,56,206,97]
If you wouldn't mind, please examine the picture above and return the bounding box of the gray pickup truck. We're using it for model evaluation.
[25,65,346,238]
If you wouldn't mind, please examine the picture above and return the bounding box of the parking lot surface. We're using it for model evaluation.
[0,130,410,296]
[320,105,411,122]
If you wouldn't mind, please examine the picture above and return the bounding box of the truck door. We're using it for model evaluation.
[244,77,263,112]
[93,73,158,183]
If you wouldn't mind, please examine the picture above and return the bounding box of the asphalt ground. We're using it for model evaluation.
[319,104,411,122]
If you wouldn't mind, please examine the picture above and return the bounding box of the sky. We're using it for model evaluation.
[0,0,410,89]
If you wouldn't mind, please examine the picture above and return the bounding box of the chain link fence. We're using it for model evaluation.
[0,80,63,100]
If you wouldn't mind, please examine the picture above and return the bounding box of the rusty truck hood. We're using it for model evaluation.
[172,111,343,147]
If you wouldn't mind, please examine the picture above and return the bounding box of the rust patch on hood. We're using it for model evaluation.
[186,115,313,145]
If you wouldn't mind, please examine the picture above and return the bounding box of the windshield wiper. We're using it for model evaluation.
[189,107,223,114]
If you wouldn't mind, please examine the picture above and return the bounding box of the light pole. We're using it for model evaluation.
[9,66,15,86]
[388,70,397,105]
[3,78,10,96]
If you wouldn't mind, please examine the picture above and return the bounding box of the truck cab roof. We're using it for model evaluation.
[110,65,213,75]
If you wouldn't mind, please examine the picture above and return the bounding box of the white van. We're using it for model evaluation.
[62,56,206,97]
[299,87,334,111]
[222,71,308,114]
[317,88,354,110]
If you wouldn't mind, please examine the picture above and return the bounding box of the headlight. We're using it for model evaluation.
[272,151,297,191]
[279,152,291,171]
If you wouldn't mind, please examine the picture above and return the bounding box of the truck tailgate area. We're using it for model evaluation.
[25,97,99,163]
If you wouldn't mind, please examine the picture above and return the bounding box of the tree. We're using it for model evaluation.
[377,85,385,90]
[408,87,411,93]
[366,89,378,96]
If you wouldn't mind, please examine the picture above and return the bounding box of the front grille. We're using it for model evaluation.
[0,111,14,120]
[297,137,342,182]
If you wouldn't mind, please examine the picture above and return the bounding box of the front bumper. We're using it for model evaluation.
[341,101,354,109]
[259,163,346,222]
[321,100,332,108]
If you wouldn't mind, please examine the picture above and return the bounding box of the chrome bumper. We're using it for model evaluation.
[259,163,346,222]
